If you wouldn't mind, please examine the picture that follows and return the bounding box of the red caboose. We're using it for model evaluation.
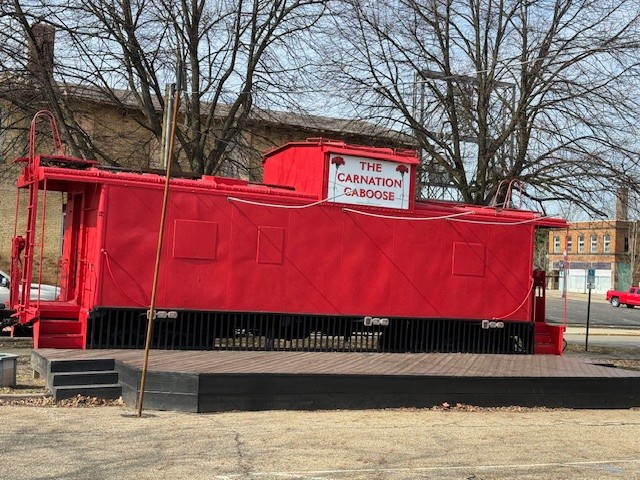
[3,133,567,354]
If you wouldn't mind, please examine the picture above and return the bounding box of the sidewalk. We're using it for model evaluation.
[546,289,609,304]
[565,325,640,336]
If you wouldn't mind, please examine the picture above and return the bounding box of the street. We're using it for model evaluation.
[547,295,640,328]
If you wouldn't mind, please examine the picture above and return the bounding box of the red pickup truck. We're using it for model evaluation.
[606,287,640,308]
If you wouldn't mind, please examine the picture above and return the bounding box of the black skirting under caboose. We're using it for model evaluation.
[86,307,535,354]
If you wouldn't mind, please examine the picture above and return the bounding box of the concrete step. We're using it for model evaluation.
[50,358,115,373]
[51,384,122,401]
[51,370,119,387]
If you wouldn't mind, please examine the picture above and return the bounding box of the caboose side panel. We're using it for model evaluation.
[94,181,536,322]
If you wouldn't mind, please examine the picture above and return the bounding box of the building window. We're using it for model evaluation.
[553,236,560,253]
[604,234,611,253]
[624,236,630,253]
[567,236,572,253]
[590,234,597,253]
[578,235,585,253]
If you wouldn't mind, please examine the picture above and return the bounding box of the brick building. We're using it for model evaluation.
[547,188,638,294]
[546,220,639,293]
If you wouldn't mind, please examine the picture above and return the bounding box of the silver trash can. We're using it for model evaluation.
[0,353,18,388]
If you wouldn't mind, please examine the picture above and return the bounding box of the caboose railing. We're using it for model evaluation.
[10,111,64,311]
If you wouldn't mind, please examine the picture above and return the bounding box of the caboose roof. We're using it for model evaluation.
[263,138,420,165]
[18,154,567,229]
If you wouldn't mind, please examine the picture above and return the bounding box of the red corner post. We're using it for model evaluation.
[532,269,564,355]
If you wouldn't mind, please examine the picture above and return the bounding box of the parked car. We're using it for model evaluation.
[605,286,640,308]
[0,269,60,304]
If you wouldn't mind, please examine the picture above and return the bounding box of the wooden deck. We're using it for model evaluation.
[33,349,640,412]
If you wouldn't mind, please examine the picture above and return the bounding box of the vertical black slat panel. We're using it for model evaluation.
[105,311,112,348]
[454,320,459,352]
[112,310,118,349]
[183,312,189,350]
[191,312,198,349]
[92,314,99,348]
[228,313,235,350]
[491,323,497,354]
[424,319,430,352]
[124,310,132,349]
[189,312,196,349]
[192,312,198,349]
[341,317,347,352]
[431,319,438,352]
[86,316,93,349]
[482,324,488,354]
[87,316,92,349]
[244,313,250,350]
[203,312,208,349]
[412,319,418,352]
[107,311,113,349]
[412,319,419,353]
[204,311,211,350]
[330,317,334,352]
[133,312,140,349]
[265,314,271,351]
[224,312,231,350]
[251,313,257,350]
[118,310,125,349]
[294,316,301,351]
[168,311,176,349]
[473,322,479,353]
[99,312,105,348]
[216,311,222,350]
[215,311,223,350]
[259,313,265,350]
[215,311,221,349]
[240,312,245,350]
[416,319,424,352]
[154,312,162,350]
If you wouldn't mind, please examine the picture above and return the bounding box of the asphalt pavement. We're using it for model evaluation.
[546,290,640,329]
[545,290,640,350]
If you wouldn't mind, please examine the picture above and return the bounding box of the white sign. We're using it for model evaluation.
[327,154,411,209]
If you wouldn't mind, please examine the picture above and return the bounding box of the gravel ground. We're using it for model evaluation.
[1,338,640,479]
[0,406,639,479]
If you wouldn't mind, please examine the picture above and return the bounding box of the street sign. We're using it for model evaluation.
[587,268,596,290]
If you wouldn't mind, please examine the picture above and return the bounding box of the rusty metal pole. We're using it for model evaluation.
[137,71,182,417]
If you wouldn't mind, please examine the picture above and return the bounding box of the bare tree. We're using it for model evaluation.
[0,0,326,177]
[318,0,640,215]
